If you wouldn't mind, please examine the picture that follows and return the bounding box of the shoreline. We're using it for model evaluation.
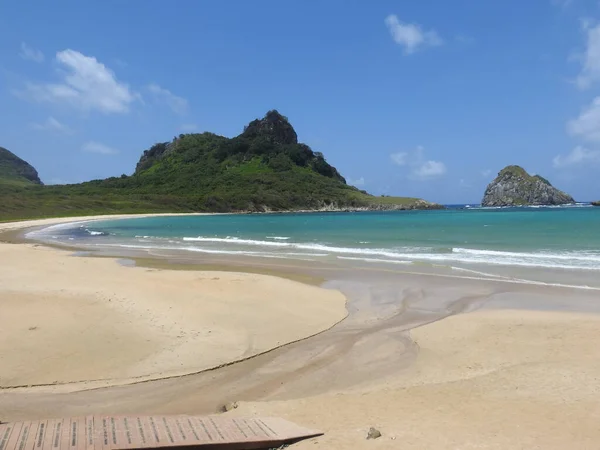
[11,213,600,292]
[0,215,348,392]
[3,215,600,448]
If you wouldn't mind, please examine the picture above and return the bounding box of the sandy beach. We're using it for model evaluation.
[0,215,347,389]
[2,215,600,449]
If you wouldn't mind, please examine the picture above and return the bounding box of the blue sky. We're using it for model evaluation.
[1,0,600,203]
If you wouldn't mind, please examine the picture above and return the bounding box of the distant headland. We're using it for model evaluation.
[0,110,442,220]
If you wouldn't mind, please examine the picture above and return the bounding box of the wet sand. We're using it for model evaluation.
[2,215,600,449]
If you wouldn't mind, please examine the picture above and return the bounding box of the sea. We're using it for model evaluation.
[28,204,600,288]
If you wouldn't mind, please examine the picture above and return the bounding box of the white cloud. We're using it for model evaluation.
[575,22,600,89]
[148,83,189,115]
[567,96,600,142]
[19,43,44,63]
[553,146,600,167]
[412,160,447,179]
[82,141,119,155]
[19,49,137,114]
[348,177,365,187]
[481,169,492,177]
[179,123,198,132]
[31,116,72,134]
[384,14,443,54]
[390,146,446,180]
[390,152,408,166]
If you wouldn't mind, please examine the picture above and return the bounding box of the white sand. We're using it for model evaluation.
[0,232,346,388]
[228,309,600,449]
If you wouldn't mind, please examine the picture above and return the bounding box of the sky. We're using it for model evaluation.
[1,0,600,204]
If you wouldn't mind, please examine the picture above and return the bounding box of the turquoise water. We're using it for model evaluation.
[33,205,600,272]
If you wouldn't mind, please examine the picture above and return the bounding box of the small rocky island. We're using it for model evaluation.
[593,201,600,207]
[482,165,574,207]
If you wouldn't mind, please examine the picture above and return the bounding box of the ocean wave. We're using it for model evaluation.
[98,243,326,258]
[266,236,291,240]
[176,236,600,270]
[452,247,600,263]
[337,256,412,265]
[85,229,107,236]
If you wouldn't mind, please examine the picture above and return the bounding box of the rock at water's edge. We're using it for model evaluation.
[592,201,600,207]
[482,166,574,207]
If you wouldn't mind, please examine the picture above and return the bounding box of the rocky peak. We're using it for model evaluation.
[482,165,574,206]
[241,110,298,145]
[0,146,42,184]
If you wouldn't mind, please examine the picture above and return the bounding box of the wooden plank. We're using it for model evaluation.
[39,419,56,450]
[3,421,24,450]
[84,417,94,450]
[59,419,71,450]
[0,415,322,450]
[22,421,40,450]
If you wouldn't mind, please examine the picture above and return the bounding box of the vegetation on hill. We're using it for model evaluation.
[0,147,42,186]
[0,111,442,220]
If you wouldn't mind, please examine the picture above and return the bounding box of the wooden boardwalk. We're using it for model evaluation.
[0,415,322,450]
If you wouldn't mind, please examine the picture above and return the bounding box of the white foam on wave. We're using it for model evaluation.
[98,243,326,259]
[453,247,600,263]
[179,235,600,270]
[25,220,92,238]
[182,236,428,256]
[337,256,412,265]
[266,236,291,240]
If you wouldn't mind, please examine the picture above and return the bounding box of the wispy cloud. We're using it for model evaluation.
[553,146,600,167]
[148,83,189,115]
[19,43,44,63]
[567,96,600,142]
[575,21,600,89]
[384,14,443,54]
[413,160,447,178]
[31,116,72,134]
[17,49,138,114]
[390,146,447,180]
[82,141,119,155]
[390,152,408,166]
[481,169,492,178]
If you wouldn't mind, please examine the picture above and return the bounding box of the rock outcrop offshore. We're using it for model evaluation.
[482,166,574,207]
[592,201,600,207]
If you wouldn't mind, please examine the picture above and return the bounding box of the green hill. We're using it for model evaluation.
[0,147,42,186]
[0,111,442,220]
